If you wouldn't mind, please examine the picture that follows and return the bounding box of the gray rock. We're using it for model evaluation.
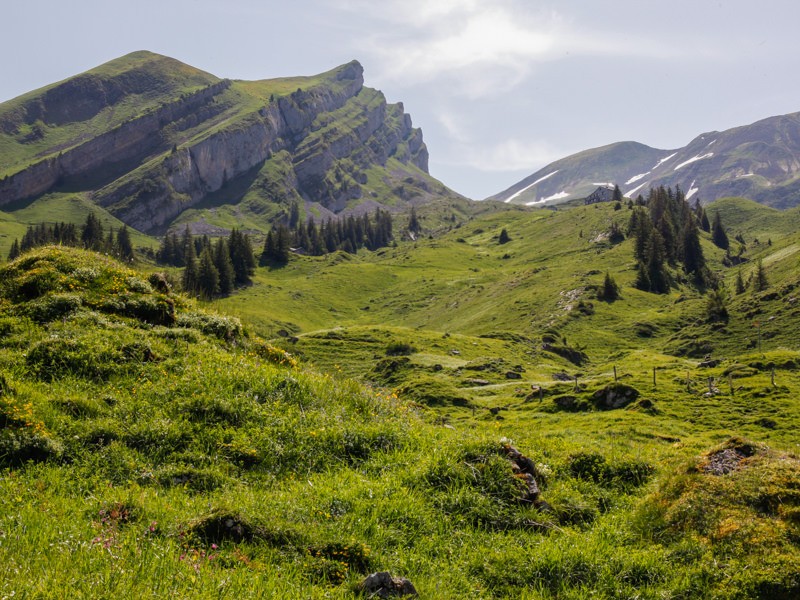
[359,572,418,598]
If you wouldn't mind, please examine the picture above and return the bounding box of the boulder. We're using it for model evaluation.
[591,383,639,409]
[359,572,418,598]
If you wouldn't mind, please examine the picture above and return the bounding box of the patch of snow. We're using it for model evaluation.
[674,153,714,171]
[737,173,755,178]
[531,191,570,204]
[685,180,699,200]
[625,172,650,185]
[626,182,648,197]
[706,139,717,147]
[652,152,678,169]
[505,170,559,203]
[592,182,615,188]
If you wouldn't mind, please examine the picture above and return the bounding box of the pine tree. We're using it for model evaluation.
[408,206,420,234]
[612,184,623,202]
[182,239,199,294]
[753,258,768,292]
[681,213,706,283]
[116,226,134,262]
[711,212,729,250]
[197,246,220,299]
[214,238,235,296]
[81,213,104,250]
[228,229,256,286]
[289,201,301,228]
[7,238,20,261]
[498,228,511,244]
[735,269,746,294]
[599,272,620,301]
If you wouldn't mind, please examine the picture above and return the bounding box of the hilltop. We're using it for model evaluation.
[0,51,461,235]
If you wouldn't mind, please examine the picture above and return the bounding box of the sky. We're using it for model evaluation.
[2,0,800,199]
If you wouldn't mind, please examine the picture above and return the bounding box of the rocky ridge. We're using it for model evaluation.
[0,53,440,233]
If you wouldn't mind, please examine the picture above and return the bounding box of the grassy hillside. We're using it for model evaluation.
[1,194,800,598]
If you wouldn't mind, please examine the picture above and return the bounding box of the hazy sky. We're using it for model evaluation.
[2,1,799,199]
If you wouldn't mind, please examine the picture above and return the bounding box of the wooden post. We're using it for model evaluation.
[708,377,714,394]
[728,373,734,395]
[539,386,544,402]
[771,367,776,387]
[686,371,691,393]
[613,366,618,382]
[574,376,579,392]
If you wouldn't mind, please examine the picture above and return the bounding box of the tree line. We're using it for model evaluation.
[261,208,395,264]
[156,227,256,299]
[7,213,134,263]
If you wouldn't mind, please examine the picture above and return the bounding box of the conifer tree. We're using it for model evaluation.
[197,246,220,299]
[214,238,235,296]
[182,238,199,294]
[735,269,746,294]
[599,272,620,301]
[228,229,256,286]
[498,228,511,244]
[116,226,135,262]
[753,258,768,292]
[408,206,420,234]
[711,212,729,250]
[81,213,104,251]
[289,201,300,228]
[7,238,20,261]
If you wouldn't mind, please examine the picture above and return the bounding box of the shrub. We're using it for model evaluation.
[23,293,83,323]
[385,341,416,356]
[175,311,243,342]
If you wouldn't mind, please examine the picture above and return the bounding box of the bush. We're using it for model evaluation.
[385,341,416,356]
[175,311,243,342]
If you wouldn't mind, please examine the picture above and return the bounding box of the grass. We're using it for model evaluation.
[1,192,799,598]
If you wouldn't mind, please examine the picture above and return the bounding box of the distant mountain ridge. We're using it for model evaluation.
[0,51,460,234]
[491,112,800,208]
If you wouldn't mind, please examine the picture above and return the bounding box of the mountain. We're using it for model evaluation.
[491,112,800,208]
[0,51,460,234]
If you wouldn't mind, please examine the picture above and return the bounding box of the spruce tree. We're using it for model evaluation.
[116,226,134,262]
[753,258,768,292]
[600,272,620,301]
[7,239,20,261]
[735,269,746,294]
[228,229,256,286]
[81,213,104,250]
[711,212,729,250]
[498,228,511,244]
[214,238,235,296]
[408,206,420,234]
[197,246,220,299]
[182,239,199,295]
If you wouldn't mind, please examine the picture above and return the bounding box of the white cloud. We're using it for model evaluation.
[446,138,565,172]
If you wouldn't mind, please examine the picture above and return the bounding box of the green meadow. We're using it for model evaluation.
[1,196,799,598]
